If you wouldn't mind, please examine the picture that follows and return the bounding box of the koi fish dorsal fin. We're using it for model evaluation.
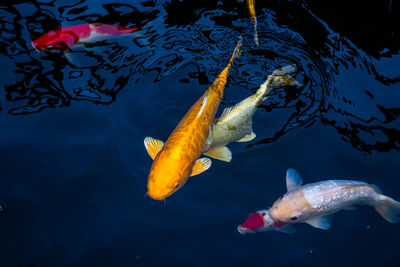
[286,168,303,191]
[203,146,232,162]
[191,158,212,176]
[237,131,256,142]
[218,100,246,122]
[144,137,164,160]
[305,215,332,230]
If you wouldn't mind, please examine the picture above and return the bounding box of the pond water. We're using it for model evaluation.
[0,0,399,266]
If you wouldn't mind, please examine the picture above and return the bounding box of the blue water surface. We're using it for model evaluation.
[0,0,399,266]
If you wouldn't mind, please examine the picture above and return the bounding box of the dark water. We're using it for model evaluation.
[0,0,399,266]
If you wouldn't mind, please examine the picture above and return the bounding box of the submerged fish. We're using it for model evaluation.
[32,23,145,53]
[143,39,242,201]
[246,0,259,46]
[203,65,300,162]
[238,168,400,234]
[271,168,400,230]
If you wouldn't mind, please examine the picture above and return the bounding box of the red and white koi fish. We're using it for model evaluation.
[238,209,295,234]
[143,38,242,201]
[269,168,400,231]
[239,168,400,234]
[32,23,145,53]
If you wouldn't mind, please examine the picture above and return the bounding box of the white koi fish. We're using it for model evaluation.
[203,65,300,162]
[268,168,400,231]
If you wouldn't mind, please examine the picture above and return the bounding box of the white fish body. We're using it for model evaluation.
[269,169,400,230]
[203,65,300,162]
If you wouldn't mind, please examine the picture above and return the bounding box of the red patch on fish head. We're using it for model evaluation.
[33,24,91,52]
[33,30,68,52]
[240,212,265,231]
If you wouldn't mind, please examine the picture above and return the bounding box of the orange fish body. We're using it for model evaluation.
[144,39,242,200]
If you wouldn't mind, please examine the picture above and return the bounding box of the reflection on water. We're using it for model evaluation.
[0,0,399,156]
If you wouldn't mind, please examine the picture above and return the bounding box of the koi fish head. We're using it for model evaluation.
[32,30,76,53]
[270,192,306,223]
[146,159,191,201]
[147,178,179,201]
[32,24,92,53]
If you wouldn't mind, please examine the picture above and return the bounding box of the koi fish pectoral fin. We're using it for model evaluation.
[203,146,232,162]
[144,137,164,160]
[305,215,332,230]
[236,131,256,142]
[275,224,296,234]
[218,101,249,124]
[190,158,212,176]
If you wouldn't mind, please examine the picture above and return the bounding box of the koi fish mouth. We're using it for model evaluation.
[237,211,267,234]
[237,225,246,234]
[237,225,254,234]
[31,41,40,53]
[146,190,167,201]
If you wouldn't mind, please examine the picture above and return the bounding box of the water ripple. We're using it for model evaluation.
[0,0,399,154]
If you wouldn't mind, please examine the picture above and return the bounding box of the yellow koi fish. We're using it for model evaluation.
[247,0,259,46]
[203,65,300,162]
[144,39,242,201]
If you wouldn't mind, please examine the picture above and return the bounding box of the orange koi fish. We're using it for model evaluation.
[246,0,259,46]
[32,23,145,53]
[144,39,242,201]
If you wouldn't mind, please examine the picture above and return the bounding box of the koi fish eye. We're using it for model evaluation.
[290,216,298,221]
[279,195,284,200]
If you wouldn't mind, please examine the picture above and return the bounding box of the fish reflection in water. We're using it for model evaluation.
[204,65,301,162]
[143,39,242,201]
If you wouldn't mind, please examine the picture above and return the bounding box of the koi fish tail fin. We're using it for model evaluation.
[253,18,259,46]
[64,50,79,65]
[130,23,147,32]
[255,64,302,102]
[245,0,258,45]
[229,37,243,64]
[375,195,400,223]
